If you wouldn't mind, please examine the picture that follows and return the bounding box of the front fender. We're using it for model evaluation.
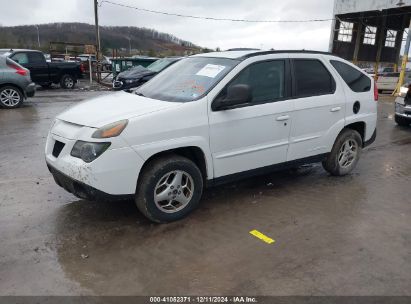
[131,136,214,180]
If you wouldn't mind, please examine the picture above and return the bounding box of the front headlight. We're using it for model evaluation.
[399,86,409,97]
[92,120,128,139]
[71,141,111,163]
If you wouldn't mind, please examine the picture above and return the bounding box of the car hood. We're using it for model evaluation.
[117,66,155,79]
[57,91,182,128]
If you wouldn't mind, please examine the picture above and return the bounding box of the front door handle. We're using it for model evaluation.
[276,115,290,121]
[330,107,342,112]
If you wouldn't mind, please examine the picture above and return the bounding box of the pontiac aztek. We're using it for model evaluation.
[45,50,378,223]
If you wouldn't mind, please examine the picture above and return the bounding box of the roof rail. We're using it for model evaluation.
[241,50,336,59]
[226,48,261,51]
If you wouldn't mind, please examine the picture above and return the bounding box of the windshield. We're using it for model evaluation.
[147,58,178,73]
[136,57,239,102]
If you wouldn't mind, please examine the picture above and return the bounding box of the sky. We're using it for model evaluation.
[0,0,335,51]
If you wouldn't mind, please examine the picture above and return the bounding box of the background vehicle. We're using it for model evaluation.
[0,56,36,109]
[395,83,411,126]
[377,72,411,93]
[113,57,181,90]
[46,50,377,223]
[0,49,83,89]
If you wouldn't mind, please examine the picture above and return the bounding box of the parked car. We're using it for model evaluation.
[394,83,411,126]
[376,72,411,92]
[113,57,181,90]
[0,56,36,109]
[45,50,377,223]
[0,49,83,89]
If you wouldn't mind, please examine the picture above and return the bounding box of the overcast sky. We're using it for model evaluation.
[1,0,335,50]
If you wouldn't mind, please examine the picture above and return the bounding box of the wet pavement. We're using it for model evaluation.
[0,90,410,296]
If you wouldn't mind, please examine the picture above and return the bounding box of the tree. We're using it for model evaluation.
[148,49,156,57]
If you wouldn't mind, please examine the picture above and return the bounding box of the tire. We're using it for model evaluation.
[395,115,410,127]
[322,129,363,176]
[60,74,76,89]
[135,155,203,223]
[0,85,24,109]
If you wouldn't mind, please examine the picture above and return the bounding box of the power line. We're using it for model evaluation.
[100,0,334,23]
[100,0,411,24]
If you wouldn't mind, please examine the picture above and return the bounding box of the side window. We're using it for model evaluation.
[217,60,285,105]
[292,59,335,97]
[28,52,45,64]
[330,60,371,92]
[11,53,29,65]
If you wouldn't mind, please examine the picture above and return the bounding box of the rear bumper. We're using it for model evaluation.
[47,163,132,201]
[25,82,36,98]
[364,129,376,148]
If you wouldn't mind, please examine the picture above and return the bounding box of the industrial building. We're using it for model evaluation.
[330,0,411,71]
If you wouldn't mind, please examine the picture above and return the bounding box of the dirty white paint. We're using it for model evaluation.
[334,0,411,15]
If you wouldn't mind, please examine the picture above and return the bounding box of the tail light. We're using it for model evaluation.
[80,63,85,73]
[374,80,378,101]
[7,62,28,76]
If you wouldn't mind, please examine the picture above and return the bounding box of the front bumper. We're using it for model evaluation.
[47,163,132,201]
[395,98,411,118]
[25,82,36,98]
[45,122,145,198]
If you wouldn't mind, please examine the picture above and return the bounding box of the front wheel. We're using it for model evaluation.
[322,129,362,176]
[60,74,76,89]
[0,86,23,109]
[135,155,203,223]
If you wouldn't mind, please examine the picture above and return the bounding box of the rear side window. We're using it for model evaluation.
[330,60,371,92]
[292,59,335,97]
[28,52,45,64]
[10,53,29,65]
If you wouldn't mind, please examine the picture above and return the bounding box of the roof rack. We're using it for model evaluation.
[241,50,336,59]
[226,48,261,51]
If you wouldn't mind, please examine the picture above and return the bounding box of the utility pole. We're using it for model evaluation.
[393,20,411,95]
[94,0,101,82]
[35,25,40,48]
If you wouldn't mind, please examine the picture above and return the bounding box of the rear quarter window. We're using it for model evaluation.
[330,60,371,92]
[292,59,335,97]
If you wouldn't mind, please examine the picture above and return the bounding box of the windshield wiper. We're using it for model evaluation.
[135,91,145,97]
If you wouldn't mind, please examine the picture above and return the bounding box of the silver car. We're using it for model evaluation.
[395,84,411,126]
[0,55,36,109]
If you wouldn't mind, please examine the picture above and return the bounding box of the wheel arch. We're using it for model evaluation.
[344,121,366,144]
[138,146,210,186]
[0,83,25,97]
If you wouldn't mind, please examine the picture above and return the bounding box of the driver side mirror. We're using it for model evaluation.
[212,84,252,111]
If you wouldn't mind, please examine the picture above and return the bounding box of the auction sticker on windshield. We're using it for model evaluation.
[196,64,226,78]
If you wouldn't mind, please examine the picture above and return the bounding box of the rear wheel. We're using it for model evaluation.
[322,129,362,176]
[60,74,76,89]
[395,115,410,127]
[0,86,23,109]
[135,155,203,223]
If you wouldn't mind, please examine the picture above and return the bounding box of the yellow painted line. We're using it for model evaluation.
[249,229,275,244]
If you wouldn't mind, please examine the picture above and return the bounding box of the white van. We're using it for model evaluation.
[45,50,378,222]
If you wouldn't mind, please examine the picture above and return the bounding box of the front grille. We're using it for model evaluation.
[52,140,65,158]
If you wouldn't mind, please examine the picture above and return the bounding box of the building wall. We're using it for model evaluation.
[334,0,411,15]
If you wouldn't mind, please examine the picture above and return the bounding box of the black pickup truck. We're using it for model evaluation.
[0,49,83,89]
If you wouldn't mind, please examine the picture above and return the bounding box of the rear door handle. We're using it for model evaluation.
[276,115,290,121]
[330,107,342,112]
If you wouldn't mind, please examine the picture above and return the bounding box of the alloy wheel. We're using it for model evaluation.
[154,170,194,213]
[0,88,21,107]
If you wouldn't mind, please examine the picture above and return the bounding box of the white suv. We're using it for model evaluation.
[45,50,378,223]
